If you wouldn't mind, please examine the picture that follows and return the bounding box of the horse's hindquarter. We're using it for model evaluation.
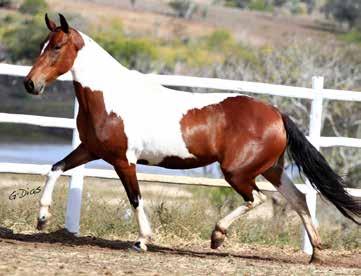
[175,95,287,173]
[217,96,287,175]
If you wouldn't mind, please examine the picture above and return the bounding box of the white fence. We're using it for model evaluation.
[1,63,361,255]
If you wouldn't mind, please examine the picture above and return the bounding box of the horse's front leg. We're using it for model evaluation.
[37,143,97,230]
[114,161,152,251]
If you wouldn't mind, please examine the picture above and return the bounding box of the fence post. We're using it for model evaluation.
[64,99,84,234]
[302,76,324,255]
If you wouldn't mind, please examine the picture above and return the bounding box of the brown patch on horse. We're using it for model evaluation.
[73,81,128,164]
[180,96,287,200]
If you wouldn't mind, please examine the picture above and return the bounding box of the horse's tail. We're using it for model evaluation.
[282,114,361,225]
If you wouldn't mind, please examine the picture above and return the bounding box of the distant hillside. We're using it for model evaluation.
[49,0,337,47]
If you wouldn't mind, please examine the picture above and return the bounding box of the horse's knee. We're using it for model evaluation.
[51,161,65,171]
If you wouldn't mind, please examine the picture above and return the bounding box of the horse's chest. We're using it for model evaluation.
[75,84,127,161]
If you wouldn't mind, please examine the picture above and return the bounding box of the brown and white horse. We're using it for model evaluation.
[24,14,361,262]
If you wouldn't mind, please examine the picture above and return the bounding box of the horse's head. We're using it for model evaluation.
[24,14,84,95]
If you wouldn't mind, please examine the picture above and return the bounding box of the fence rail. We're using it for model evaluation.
[1,63,361,255]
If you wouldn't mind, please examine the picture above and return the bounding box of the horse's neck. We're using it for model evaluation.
[71,32,128,92]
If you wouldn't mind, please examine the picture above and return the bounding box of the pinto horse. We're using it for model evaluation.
[24,14,361,263]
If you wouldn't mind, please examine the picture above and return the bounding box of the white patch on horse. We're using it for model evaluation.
[40,169,62,207]
[39,169,62,221]
[71,32,242,165]
[277,171,321,250]
[134,198,152,240]
[217,190,266,230]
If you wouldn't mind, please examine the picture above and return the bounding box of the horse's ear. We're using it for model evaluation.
[45,13,56,32]
[59,13,69,34]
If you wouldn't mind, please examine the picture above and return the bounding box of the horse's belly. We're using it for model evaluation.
[136,135,195,165]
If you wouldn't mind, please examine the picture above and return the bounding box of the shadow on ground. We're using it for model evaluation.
[0,226,359,269]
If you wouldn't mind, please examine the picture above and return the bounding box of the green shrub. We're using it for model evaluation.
[168,0,198,19]
[225,0,251,8]
[249,0,273,12]
[19,0,48,15]
[340,30,361,44]
[94,31,158,70]
[205,29,233,50]
[2,14,48,62]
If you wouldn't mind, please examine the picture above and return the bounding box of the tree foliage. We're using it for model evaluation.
[94,28,158,71]
[2,15,48,62]
[168,0,198,19]
[226,0,315,13]
[19,0,48,15]
[323,0,361,30]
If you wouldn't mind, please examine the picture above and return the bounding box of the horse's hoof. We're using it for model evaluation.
[36,217,48,231]
[309,248,324,264]
[132,241,148,252]
[210,226,227,249]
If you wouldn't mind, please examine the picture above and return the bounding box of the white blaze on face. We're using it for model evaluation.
[41,40,49,55]
[70,32,242,165]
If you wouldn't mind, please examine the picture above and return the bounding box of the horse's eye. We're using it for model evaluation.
[54,45,62,50]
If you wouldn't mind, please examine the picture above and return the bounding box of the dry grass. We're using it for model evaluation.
[0,173,360,251]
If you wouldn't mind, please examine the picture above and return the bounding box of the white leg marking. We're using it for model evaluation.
[39,170,62,221]
[217,190,267,230]
[133,198,152,251]
[277,171,321,248]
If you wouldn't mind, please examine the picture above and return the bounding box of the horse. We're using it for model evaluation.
[24,14,361,263]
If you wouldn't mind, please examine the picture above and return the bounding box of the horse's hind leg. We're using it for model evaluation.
[262,166,323,263]
[37,144,96,230]
[211,174,267,249]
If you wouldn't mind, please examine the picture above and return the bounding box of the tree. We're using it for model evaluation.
[301,0,315,14]
[323,0,361,30]
[2,15,48,62]
[273,0,287,7]
[168,0,198,19]
[19,0,48,15]
[130,0,136,8]
[226,0,251,8]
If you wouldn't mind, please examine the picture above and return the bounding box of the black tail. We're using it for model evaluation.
[282,114,361,225]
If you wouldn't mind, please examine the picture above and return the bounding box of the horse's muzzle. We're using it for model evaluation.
[23,78,44,95]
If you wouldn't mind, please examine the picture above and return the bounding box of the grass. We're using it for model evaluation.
[339,30,361,44]
[0,173,360,251]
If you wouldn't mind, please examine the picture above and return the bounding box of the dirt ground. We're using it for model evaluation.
[0,174,360,275]
[0,228,359,276]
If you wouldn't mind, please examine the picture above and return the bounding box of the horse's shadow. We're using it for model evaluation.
[0,226,306,265]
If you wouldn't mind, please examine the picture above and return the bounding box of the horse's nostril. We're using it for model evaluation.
[24,79,35,93]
